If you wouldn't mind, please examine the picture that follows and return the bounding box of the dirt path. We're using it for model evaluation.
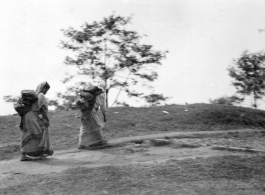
[1,129,265,195]
[0,147,227,175]
[1,128,264,176]
[0,140,255,176]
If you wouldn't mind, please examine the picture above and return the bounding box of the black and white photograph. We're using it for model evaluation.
[1,0,265,194]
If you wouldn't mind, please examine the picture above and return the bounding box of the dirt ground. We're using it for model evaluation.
[1,130,265,195]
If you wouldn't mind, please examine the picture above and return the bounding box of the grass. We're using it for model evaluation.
[1,155,265,195]
[1,103,265,194]
[1,103,265,151]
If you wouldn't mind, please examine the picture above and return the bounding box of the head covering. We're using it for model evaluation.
[35,81,50,95]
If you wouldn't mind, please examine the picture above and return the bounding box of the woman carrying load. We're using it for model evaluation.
[76,82,108,149]
[20,81,53,161]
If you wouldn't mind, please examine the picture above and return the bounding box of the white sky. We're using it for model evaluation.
[1,0,265,115]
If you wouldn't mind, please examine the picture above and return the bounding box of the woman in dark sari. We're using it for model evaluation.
[20,81,53,161]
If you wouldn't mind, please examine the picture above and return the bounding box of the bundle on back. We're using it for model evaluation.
[76,86,103,111]
[14,90,38,116]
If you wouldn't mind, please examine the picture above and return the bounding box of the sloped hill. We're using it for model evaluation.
[1,103,265,151]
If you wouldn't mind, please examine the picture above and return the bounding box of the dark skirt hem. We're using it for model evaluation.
[22,149,53,157]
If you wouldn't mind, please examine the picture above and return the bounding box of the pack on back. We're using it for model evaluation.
[14,90,38,116]
[21,90,38,105]
[79,86,103,111]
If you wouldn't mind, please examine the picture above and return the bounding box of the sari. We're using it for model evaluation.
[20,82,53,156]
[78,93,107,148]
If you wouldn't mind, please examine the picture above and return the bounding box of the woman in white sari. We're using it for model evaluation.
[20,81,53,161]
[77,83,108,149]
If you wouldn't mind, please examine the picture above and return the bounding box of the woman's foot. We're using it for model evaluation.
[20,155,31,161]
[101,139,108,145]
[89,139,108,147]
[78,145,87,149]
[78,140,110,150]
[88,142,111,150]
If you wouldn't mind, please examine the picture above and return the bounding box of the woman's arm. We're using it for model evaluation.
[40,105,49,127]
[38,93,50,127]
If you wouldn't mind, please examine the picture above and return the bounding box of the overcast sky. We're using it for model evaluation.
[1,0,265,115]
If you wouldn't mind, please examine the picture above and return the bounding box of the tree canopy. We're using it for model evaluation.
[60,14,168,107]
[209,95,244,106]
[228,50,265,108]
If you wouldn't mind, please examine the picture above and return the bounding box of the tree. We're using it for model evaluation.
[3,95,19,104]
[142,93,170,106]
[209,95,244,106]
[228,50,265,108]
[60,14,168,107]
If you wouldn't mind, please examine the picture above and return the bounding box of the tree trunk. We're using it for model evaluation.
[253,92,257,109]
[105,88,109,108]
[253,99,257,109]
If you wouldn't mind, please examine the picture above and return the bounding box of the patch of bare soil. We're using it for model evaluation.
[1,134,265,195]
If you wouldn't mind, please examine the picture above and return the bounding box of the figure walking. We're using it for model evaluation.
[76,82,108,149]
[19,81,53,161]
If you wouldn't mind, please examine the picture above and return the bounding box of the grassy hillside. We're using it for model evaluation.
[1,103,265,151]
